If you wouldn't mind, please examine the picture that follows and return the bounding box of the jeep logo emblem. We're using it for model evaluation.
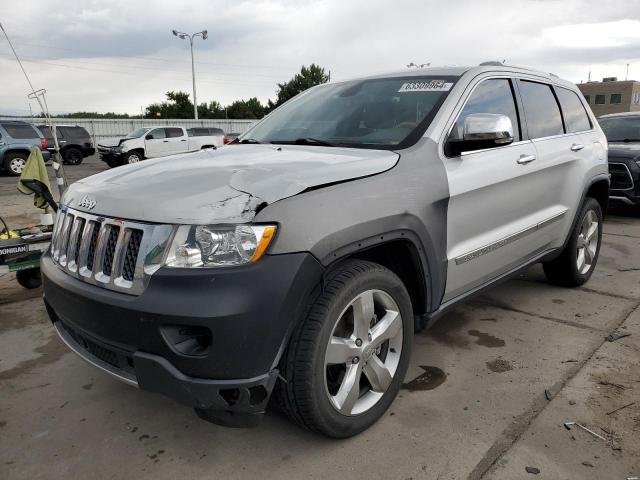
[78,195,97,210]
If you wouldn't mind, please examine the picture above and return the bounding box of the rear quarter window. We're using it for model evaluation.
[556,88,592,133]
[518,80,564,139]
[59,126,89,139]
[2,123,39,139]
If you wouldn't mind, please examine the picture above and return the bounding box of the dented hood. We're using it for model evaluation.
[65,144,399,224]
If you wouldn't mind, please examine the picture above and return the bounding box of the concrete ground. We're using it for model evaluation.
[1,156,639,479]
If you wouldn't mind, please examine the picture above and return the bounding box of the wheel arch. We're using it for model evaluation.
[320,228,438,317]
[585,176,610,219]
[3,148,31,160]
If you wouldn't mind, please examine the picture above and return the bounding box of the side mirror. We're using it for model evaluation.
[145,134,153,140]
[447,113,514,155]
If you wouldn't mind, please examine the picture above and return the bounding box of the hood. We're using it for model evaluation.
[64,144,399,224]
[608,141,640,159]
[98,136,128,147]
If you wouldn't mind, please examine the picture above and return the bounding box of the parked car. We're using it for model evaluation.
[598,112,640,207]
[187,127,225,147]
[43,64,608,438]
[97,126,221,167]
[37,125,95,166]
[223,132,240,144]
[0,121,51,176]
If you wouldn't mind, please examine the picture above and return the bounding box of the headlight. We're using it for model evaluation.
[164,224,277,268]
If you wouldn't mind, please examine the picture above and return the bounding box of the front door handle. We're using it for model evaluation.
[180,139,187,142]
[570,143,585,152]
[517,154,536,165]
[162,140,169,142]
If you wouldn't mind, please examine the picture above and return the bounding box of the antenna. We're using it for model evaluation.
[0,22,67,196]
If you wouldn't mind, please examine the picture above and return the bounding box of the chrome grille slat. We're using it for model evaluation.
[58,214,75,266]
[51,207,174,296]
[66,217,85,273]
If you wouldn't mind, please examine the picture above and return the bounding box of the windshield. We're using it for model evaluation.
[127,128,150,139]
[599,116,640,142]
[243,76,458,149]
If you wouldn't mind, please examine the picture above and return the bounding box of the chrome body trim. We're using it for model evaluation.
[455,211,566,265]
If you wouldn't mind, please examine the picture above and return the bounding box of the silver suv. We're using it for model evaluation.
[42,64,608,438]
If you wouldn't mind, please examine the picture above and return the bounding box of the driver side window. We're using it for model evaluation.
[454,79,521,142]
[147,128,166,140]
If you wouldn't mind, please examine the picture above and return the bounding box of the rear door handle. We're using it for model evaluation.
[517,154,536,165]
[180,139,187,142]
[570,143,585,152]
[162,140,169,142]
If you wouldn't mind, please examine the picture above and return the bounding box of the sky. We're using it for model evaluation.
[1,0,639,116]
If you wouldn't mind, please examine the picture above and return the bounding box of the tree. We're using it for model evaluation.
[145,91,193,119]
[198,100,226,119]
[267,64,329,111]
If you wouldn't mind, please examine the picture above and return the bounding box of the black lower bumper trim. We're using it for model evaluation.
[50,314,278,420]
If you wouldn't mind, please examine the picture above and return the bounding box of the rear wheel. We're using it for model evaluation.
[63,147,83,165]
[3,152,28,176]
[276,259,413,438]
[543,197,602,287]
[16,268,42,289]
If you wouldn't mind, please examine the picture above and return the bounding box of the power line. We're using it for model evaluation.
[9,41,291,72]
[0,54,277,87]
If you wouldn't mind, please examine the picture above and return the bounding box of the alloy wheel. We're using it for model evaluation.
[323,289,403,416]
[10,157,26,174]
[576,209,599,274]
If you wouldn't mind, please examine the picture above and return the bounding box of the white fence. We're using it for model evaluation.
[0,117,256,143]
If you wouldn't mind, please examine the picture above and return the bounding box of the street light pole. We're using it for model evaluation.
[172,29,208,120]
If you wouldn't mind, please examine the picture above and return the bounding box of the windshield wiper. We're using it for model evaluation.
[270,137,335,147]
[295,137,335,147]
[239,138,261,144]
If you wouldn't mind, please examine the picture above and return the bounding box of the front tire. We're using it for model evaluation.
[543,197,603,287]
[122,151,143,165]
[16,268,42,289]
[276,259,413,438]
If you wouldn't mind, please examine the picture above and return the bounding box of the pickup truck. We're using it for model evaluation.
[97,126,223,167]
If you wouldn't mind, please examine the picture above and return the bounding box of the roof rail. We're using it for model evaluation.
[479,61,504,66]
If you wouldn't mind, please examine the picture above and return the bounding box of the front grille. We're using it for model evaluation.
[102,225,120,276]
[609,162,634,191]
[123,230,143,281]
[85,221,101,271]
[51,207,172,295]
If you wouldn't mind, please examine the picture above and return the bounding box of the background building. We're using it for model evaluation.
[578,78,640,117]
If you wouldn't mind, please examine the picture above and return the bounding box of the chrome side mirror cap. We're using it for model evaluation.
[448,113,514,155]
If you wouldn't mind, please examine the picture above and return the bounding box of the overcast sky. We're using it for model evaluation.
[1,0,639,115]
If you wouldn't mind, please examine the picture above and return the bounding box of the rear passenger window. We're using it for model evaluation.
[2,123,39,139]
[518,81,564,139]
[455,79,521,142]
[556,88,592,133]
[165,128,184,138]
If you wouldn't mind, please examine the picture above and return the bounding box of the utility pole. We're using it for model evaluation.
[626,63,629,81]
[172,29,208,119]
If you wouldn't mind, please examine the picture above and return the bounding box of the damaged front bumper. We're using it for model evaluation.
[41,251,324,427]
